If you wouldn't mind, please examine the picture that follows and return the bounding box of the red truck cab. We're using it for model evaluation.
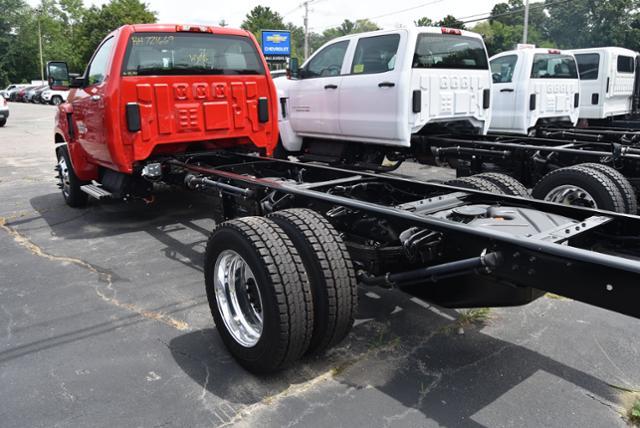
[49,24,277,206]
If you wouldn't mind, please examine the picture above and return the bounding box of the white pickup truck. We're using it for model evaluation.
[275,27,492,166]
[569,47,640,123]
[489,48,580,135]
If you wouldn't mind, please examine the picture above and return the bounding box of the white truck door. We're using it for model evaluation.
[288,40,350,136]
[574,52,602,119]
[489,54,519,131]
[338,32,405,143]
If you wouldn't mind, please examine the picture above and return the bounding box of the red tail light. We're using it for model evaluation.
[441,27,462,35]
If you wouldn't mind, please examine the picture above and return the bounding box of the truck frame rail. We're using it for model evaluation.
[161,151,640,319]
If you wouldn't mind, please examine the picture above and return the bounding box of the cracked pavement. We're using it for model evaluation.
[1,103,639,427]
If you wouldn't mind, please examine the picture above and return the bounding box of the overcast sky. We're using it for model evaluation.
[25,0,530,31]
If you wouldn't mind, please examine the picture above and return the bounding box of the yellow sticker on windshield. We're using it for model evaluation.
[353,64,364,73]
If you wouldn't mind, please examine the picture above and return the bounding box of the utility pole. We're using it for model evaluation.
[37,9,44,82]
[303,0,310,60]
[522,0,530,44]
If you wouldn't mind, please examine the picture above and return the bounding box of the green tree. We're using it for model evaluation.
[437,15,466,29]
[321,19,379,43]
[240,6,285,43]
[77,0,156,66]
[415,17,434,27]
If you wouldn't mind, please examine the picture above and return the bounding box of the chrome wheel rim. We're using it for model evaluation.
[58,156,71,198]
[214,250,263,347]
[544,185,597,208]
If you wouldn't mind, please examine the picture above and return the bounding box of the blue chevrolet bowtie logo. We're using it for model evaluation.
[266,34,288,44]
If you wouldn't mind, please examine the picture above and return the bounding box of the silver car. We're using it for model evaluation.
[0,95,9,127]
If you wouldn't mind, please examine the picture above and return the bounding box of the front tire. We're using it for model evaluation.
[56,146,88,208]
[0,118,6,127]
[204,217,314,373]
[51,96,63,106]
[268,209,358,355]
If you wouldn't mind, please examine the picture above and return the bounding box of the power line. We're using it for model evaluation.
[459,0,574,24]
[314,0,446,32]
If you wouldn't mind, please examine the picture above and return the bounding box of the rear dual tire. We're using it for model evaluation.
[446,173,530,198]
[532,164,633,213]
[204,210,357,373]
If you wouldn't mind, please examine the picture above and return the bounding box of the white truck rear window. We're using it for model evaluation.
[122,33,265,76]
[413,34,488,70]
[530,54,578,79]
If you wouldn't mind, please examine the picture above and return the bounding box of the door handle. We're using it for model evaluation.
[91,95,101,101]
[324,84,338,90]
[378,82,395,88]
[500,88,514,93]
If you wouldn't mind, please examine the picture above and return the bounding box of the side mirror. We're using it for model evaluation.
[288,57,300,79]
[70,77,85,88]
[47,61,70,90]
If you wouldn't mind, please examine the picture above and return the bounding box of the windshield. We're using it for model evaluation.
[530,54,578,79]
[122,32,265,76]
[413,34,488,70]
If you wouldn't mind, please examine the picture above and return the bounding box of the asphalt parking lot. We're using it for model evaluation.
[1,102,639,427]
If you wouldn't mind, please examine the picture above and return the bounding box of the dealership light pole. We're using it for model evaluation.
[522,0,530,44]
[303,0,310,59]
[37,8,45,82]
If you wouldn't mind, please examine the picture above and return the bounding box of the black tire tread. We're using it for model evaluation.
[474,172,530,198]
[268,209,357,354]
[578,163,638,214]
[57,145,88,208]
[532,165,626,213]
[205,217,314,372]
[445,176,503,194]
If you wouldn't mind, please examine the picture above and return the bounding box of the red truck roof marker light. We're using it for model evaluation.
[441,27,462,35]
[176,25,212,33]
[548,49,561,54]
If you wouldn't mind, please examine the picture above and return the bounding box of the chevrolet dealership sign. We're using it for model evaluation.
[261,30,291,56]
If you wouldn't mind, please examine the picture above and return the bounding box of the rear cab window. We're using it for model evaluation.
[122,32,265,76]
[575,53,600,80]
[350,34,400,74]
[530,54,578,79]
[617,55,635,74]
[413,34,488,70]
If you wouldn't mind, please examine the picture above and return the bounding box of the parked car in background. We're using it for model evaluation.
[6,84,29,101]
[0,95,9,126]
[14,85,37,102]
[25,85,48,103]
[41,88,68,105]
[32,85,50,103]
[1,84,26,99]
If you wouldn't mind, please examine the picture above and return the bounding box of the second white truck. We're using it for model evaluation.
[275,27,493,167]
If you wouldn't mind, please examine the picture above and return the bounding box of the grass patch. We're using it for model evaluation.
[629,396,640,425]
[545,293,567,300]
[457,308,492,327]
[617,390,640,426]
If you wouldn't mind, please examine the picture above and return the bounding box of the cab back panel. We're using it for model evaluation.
[120,75,276,161]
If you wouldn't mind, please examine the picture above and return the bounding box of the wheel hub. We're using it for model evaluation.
[543,185,597,208]
[214,250,263,347]
[57,156,71,198]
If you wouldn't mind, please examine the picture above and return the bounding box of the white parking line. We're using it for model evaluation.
[410,297,455,321]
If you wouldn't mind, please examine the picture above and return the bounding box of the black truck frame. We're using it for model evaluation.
[148,151,640,372]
